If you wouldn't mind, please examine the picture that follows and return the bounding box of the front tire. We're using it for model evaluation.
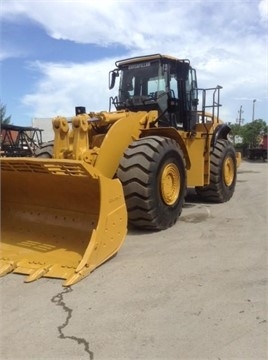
[117,136,186,230]
[196,139,237,202]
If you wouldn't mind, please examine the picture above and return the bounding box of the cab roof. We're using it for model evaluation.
[115,54,188,67]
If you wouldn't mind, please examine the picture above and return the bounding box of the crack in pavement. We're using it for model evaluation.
[51,287,94,360]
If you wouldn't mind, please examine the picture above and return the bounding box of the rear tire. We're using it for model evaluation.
[117,136,186,230]
[196,139,237,202]
[35,141,54,158]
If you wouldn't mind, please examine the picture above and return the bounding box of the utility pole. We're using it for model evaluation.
[252,99,256,122]
[237,105,244,126]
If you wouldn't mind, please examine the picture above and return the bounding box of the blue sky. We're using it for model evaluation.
[1,0,267,128]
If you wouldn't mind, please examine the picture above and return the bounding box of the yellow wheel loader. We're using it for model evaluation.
[0,54,240,286]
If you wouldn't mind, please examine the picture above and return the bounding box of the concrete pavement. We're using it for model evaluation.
[0,160,267,360]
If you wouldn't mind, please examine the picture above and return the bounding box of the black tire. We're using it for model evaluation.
[196,139,237,203]
[35,141,54,158]
[117,136,186,230]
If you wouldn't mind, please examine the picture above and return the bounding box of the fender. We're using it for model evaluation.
[140,127,191,169]
[211,123,231,148]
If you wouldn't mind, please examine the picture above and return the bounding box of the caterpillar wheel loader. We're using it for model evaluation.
[0,54,240,286]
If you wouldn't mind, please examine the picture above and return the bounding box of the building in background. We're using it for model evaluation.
[32,118,54,142]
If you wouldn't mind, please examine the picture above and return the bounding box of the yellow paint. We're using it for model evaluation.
[0,108,236,285]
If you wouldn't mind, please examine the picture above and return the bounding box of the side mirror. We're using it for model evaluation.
[191,82,199,107]
[109,69,119,90]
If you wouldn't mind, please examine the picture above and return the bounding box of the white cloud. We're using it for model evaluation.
[2,0,263,48]
[2,0,268,123]
[258,0,268,24]
[0,49,18,61]
[22,59,118,117]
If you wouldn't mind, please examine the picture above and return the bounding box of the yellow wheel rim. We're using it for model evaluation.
[223,156,235,186]
[160,163,180,205]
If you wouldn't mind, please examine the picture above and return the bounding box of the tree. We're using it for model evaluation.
[229,123,243,145]
[241,119,268,148]
[0,102,12,125]
[229,119,267,157]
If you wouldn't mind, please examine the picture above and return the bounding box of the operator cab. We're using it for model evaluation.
[109,54,199,131]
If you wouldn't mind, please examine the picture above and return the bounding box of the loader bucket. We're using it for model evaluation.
[0,158,127,286]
